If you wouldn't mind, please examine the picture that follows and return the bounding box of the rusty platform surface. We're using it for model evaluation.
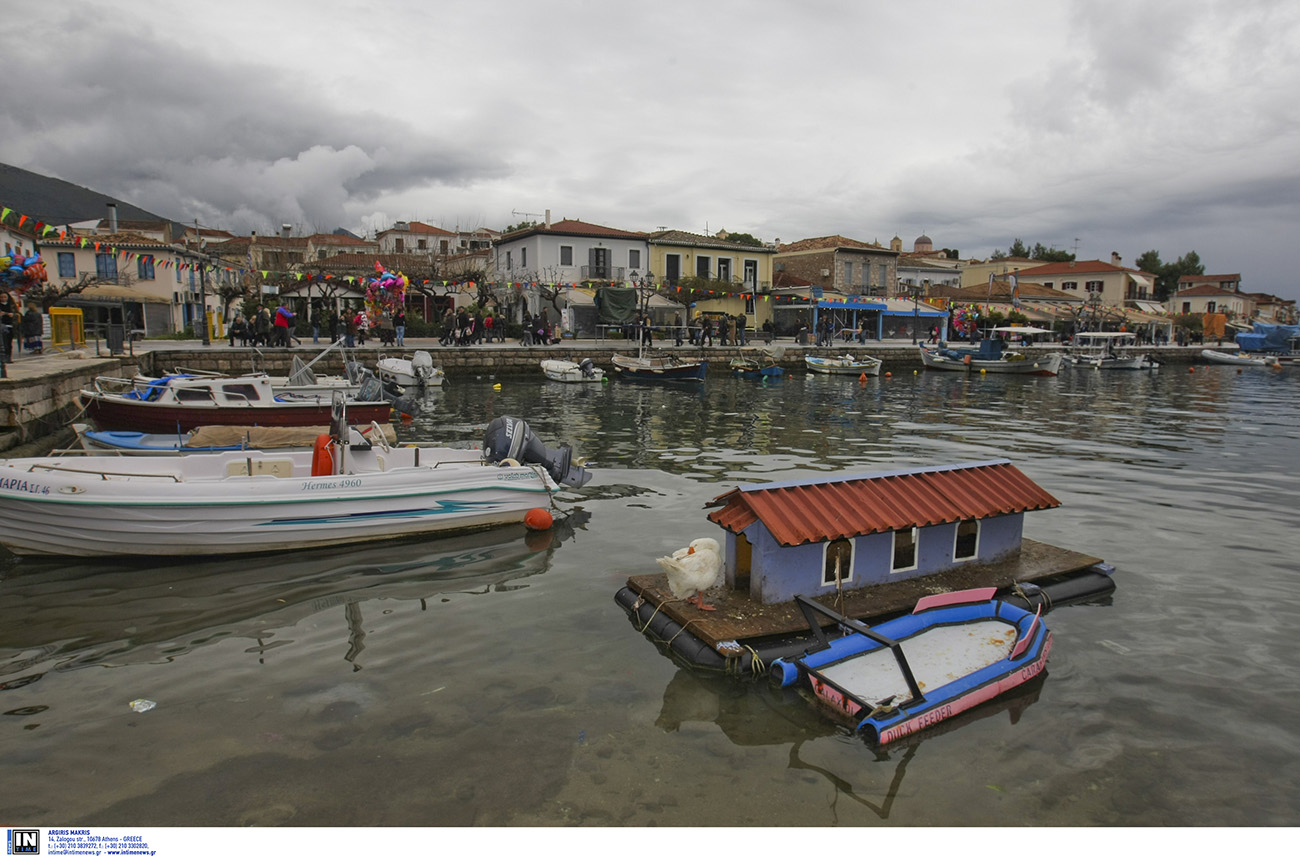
[625,538,1102,649]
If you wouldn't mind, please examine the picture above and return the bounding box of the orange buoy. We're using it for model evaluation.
[310,434,335,476]
[885,371,892,377]
[1189,366,1195,373]
[524,508,553,531]
[859,372,867,381]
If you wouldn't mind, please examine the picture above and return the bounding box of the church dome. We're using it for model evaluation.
[914,234,933,252]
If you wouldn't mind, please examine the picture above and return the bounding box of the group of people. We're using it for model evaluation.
[686,312,751,347]
[227,302,294,347]
[1,292,45,360]
[227,303,407,349]
[440,306,514,346]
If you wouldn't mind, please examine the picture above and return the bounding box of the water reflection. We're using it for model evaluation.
[653,665,1048,820]
[0,510,589,683]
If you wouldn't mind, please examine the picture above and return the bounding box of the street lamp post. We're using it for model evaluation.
[910,284,921,344]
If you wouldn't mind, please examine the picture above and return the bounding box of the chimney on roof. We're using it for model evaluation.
[281,224,292,239]
[107,203,117,234]
[251,230,257,244]
[544,209,551,229]
[1111,252,1122,266]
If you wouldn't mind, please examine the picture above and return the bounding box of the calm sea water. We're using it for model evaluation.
[2,363,1297,827]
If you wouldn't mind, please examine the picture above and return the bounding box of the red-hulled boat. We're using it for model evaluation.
[81,373,393,433]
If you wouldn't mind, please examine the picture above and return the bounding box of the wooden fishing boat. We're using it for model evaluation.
[80,373,394,433]
[541,358,606,383]
[804,353,882,376]
[1067,333,1159,370]
[611,350,707,381]
[0,416,589,558]
[919,342,1063,376]
[731,346,785,379]
[770,588,1051,744]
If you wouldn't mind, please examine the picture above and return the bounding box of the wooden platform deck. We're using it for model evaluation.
[625,538,1102,650]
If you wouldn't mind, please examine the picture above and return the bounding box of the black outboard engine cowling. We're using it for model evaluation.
[579,357,596,379]
[483,416,591,488]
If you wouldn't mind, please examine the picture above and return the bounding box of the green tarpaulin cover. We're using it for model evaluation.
[596,287,638,324]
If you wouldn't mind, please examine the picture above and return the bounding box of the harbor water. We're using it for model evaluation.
[1,363,1297,826]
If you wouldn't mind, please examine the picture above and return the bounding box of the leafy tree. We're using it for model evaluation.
[1151,250,1204,301]
[720,232,764,247]
[1135,249,1163,274]
[990,248,1007,260]
[502,220,537,234]
[1030,242,1074,262]
[1008,238,1030,258]
[940,248,960,259]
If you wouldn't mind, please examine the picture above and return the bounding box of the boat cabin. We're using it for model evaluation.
[938,338,1004,360]
[704,460,1061,604]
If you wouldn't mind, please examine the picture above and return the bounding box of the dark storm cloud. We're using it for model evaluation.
[1,10,506,232]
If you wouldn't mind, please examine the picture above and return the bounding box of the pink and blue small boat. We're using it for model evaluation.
[771,587,1051,744]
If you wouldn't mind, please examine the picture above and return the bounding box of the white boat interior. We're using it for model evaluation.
[818,619,1019,705]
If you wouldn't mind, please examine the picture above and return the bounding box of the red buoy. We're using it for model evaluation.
[524,508,553,531]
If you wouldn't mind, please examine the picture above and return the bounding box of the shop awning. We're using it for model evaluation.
[59,284,170,304]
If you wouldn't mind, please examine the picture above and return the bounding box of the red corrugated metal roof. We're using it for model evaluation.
[705,460,1060,547]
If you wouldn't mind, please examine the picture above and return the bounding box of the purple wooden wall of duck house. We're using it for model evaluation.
[705,460,1060,606]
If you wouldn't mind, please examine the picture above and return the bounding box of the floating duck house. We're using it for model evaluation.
[703,459,1061,605]
[617,459,1113,675]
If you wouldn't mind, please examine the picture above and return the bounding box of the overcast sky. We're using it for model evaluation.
[5,0,1298,299]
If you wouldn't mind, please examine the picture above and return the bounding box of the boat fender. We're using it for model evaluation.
[311,434,335,477]
[524,508,553,530]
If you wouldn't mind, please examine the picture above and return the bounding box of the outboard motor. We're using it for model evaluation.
[483,416,591,488]
[411,351,435,385]
[356,371,384,403]
[579,357,596,379]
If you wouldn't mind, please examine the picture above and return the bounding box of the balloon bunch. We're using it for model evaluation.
[0,252,48,293]
[950,303,980,334]
[364,261,407,317]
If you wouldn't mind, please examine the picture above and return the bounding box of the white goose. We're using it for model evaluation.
[657,537,723,611]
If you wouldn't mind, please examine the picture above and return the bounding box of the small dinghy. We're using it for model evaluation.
[771,588,1051,744]
[377,351,445,388]
[805,353,882,376]
[1200,349,1279,367]
[541,358,605,383]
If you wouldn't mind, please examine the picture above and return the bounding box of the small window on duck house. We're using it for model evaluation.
[955,518,979,560]
[892,527,918,572]
[822,538,853,586]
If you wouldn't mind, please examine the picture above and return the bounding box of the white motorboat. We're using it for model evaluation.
[1200,349,1279,367]
[377,351,444,388]
[541,358,606,383]
[0,417,589,558]
[804,354,882,376]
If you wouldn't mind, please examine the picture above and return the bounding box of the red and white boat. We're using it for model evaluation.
[80,373,393,433]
